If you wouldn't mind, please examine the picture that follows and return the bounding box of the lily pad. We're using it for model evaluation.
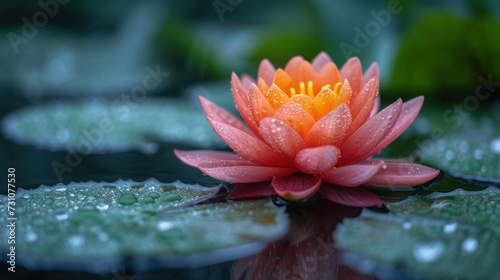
[387,187,500,228]
[1,98,222,154]
[418,117,500,182]
[0,179,288,273]
[335,188,500,280]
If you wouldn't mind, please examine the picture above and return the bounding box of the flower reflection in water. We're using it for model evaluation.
[233,198,373,280]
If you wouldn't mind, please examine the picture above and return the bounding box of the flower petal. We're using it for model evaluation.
[227,181,276,200]
[339,98,402,165]
[199,160,296,183]
[174,150,240,168]
[258,59,276,86]
[367,161,440,186]
[272,175,322,201]
[259,117,306,160]
[206,117,291,167]
[273,69,295,96]
[362,62,379,86]
[274,102,315,137]
[317,62,341,90]
[320,185,383,207]
[294,145,340,174]
[265,84,290,109]
[284,55,304,73]
[290,93,318,118]
[371,96,424,154]
[241,74,254,89]
[370,95,380,118]
[231,73,259,133]
[305,104,352,147]
[322,160,384,187]
[199,95,255,136]
[311,51,332,72]
[340,57,362,97]
[248,84,275,123]
[344,77,379,137]
[287,60,317,91]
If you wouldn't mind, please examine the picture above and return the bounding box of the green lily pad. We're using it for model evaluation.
[417,116,500,182]
[0,179,288,273]
[1,98,222,154]
[387,187,500,228]
[335,188,500,280]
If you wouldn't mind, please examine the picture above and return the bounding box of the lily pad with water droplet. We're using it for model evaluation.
[1,98,222,154]
[335,188,500,280]
[418,117,500,182]
[387,187,500,229]
[335,210,499,280]
[0,179,288,273]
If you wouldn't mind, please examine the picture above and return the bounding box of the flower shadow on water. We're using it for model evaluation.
[232,198,373,280]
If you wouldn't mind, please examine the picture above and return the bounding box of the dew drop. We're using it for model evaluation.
[412,241,444,263]
[156,220,175,231]
[96,201,109,211]
[118,193,138,205]
[25,231,38,242]
[462,237,478,253]
[54,208,69,221]
[66,235,85,248]
[490,138,500,154]
[443,222,457,234]
[142,196,155,204]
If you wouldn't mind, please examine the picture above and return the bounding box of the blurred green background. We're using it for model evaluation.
[1,0,500,101]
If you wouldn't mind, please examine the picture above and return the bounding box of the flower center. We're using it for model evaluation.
[289,81,342,98]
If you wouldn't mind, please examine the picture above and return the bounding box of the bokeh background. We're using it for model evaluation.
[1,0,500,279]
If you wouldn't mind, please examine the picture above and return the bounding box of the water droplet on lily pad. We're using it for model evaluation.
[412,241,444,263]
[119,193,138,205]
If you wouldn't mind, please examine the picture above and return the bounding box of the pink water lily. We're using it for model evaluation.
[175,52,439,207]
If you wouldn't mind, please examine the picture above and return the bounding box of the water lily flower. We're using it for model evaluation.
[175,52,440,207]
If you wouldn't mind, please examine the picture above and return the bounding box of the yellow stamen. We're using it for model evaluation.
[290,87,296,96]
[299,82,306,95]
[307,81,314,98]
[333,82,342,94]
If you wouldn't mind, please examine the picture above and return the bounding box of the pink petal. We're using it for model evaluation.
[320,184,383,207]
[362,62,379,86]
[284,55,304,73]
[370,95,380,118]
[206,117,291,167]
[259,117,306,160]
[241,74,255,89]
[274,102,315,137]
[294,145,340,174]
[339,99,402,165]
[258,59,276,86]
[228,181,275,200]
[367,161,440,186]
[248,84,275,123]
[199,160,296,183]
[345,77,379,131]
[311,51,332,72]
[322,160,384,187]
[231,73,260,134]
[272,175,322,201]
[199,96,255,136]
[305,104,352,147]
[371,96,424,154]
[174,150,240,167]
[340,57,362,97]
